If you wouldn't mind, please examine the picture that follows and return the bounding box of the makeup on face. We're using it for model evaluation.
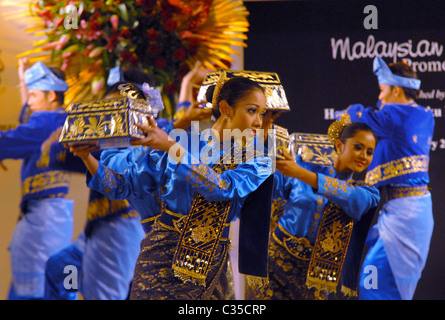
[338,130,376,173]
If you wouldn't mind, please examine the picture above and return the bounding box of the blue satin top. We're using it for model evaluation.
[87,132,273,223]
[276,156,380,245]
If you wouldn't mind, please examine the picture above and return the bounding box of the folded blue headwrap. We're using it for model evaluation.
[107,66,124,86]
[373,56,421,90]
[24,62,68,92]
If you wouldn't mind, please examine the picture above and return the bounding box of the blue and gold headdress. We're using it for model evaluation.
[24,62,68,92]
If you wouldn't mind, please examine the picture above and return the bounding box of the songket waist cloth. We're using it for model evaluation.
[129,209,232,300]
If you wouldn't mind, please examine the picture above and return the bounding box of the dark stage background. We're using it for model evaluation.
[244,0,445,299]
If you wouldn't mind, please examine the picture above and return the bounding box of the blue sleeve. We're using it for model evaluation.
[167,148,273,202]
[0,114,53,160]
[336,104,395,138]
[43,142,87,173]
[316,173,380,221]
[87,149,169,200]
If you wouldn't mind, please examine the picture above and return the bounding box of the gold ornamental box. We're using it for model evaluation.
[289,133,336,165]
[59,96,153,149]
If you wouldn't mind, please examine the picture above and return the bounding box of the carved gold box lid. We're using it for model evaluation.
[290,133,336,165]
[59,96,153,149]
[197,70,290,112]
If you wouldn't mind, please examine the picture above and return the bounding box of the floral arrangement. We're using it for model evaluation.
[11,0,249,116]
[0,49,4,86]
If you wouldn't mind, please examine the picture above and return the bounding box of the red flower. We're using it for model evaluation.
[173,48,186,61]
[164,19,177,32]
[165,82,179,94]
[146,29,159,41]
[104,32,119,52]
[147,43,160,56]
[119,51,133,62]
[120,27,131,39]
[136,0,156,12]
[154,57,167,69]
[129,53,139,66]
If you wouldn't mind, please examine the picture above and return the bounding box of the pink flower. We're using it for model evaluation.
[110,15,119,30]
[62,51,76,59]
[42,41,58,51]
[88,47,103,58]
[61,60,71,73]
[92,77,105,95]
[55,34,70,51]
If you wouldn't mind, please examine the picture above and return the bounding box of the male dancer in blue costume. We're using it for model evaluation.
[0,62,74,299]
[335,56,434,300]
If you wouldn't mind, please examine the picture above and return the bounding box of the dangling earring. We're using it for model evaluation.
[224,115,228,121]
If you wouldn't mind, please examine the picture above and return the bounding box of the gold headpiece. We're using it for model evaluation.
[118,83,141,100]
[197,70,290,112]
[211,70,227,110]
[327,113,351,145]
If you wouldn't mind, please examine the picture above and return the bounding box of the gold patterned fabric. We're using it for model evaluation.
[365,155,429,186]
[172,192,232,286]
[306,201,354,295]
[386,185,429,200]
[129,221,232,300]
[21,170,70,197]
[246,235,325,300]
[270,197,287,232]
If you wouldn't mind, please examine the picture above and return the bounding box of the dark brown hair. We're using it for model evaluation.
[388,62,419,100]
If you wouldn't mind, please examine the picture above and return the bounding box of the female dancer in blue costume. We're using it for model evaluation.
[254,116,380,300]
[69,72,273,300]
[335,57,434,300]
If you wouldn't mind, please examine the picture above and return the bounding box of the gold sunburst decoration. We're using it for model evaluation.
[0,0,249,116]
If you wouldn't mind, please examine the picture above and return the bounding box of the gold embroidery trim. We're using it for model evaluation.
[273,224,313,261]
[87,197,136,221]
[365,155,429,185]
[21,171,70,196]
[386,185,429,200]
[270,197,287,232]
[322,176,351,200]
